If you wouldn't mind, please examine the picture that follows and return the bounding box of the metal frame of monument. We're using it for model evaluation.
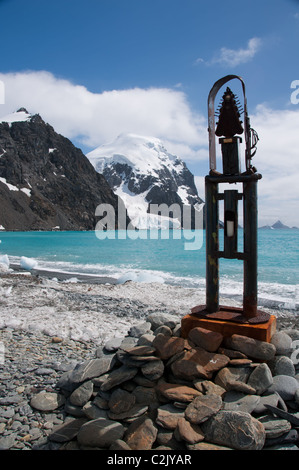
[192,75,271,325]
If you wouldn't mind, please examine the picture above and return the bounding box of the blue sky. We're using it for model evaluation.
[0,0,299,226]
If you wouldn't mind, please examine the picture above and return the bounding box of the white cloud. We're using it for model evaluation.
[194,103,299,227]
[0,70,207,156]
[211,37,262,67]
[0,70,298,226]
[249,104,299,226]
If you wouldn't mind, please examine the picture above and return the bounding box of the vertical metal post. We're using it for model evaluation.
[243,179,258,318]
[205,177,219,313]
[223,190,239,258]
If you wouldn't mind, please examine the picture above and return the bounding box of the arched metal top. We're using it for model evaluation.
[208,75,252,172]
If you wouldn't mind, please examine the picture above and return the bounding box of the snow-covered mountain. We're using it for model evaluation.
[87,134,204,229]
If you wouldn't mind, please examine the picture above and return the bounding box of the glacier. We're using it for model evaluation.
[87,133,204,230]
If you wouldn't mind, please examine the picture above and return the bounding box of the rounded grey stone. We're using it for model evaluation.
[129,322,152,338]
[271,331,292,355]
[273,356,296,377]
[267,375,299,401]
[30,392,65,411]
[104,337,123,352]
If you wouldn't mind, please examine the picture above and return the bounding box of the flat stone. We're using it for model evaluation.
[133,374,157,387]
[100,365,138,391]
[224,334,276,361]
[116,350,157,367]
[132,386,158,407]
[137,333,155,346]
[229,358,252,366]
[171,348,229,381]
[223,391,261,414]
[156,404,185,430]
[193,379,226,397]
[247,363,273,394]
[108,389,136,414]
[201,410,266,450]
[129,322,152,337]
[104,337,123,352]
[108,404,148,421]
[188,327,223,352]
[120,336,138,348]
[264,404,299,427]
[77,418,125,448]
[69,380,94,407]
[70,356,116,384]
[253,393,279,414]
[174,417,205,444]
[35,367,55,375]
[259,415,292,439]
[49,418,87,443]
[30,392,65,411]
[264,429,299,448]
[146,313,178,330]
[215,367,256,394]
[267,375,299,401]
[124,416,158,450]
[141,359,164,381]
[185,394,222,424]
[83,402,108,420]
[218,347,248,359]
[156,382,202,403]
[171,356,210,381]
[121,345,156,356]
[152,334,185,360]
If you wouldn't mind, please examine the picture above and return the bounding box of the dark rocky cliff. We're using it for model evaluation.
[0,109,123,231]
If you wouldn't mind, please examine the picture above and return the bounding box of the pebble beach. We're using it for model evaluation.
[1,270,299,451]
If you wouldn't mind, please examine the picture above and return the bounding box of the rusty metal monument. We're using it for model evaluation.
[181,75,276,341]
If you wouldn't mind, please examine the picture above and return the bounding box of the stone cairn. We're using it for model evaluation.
[36,314,299,450]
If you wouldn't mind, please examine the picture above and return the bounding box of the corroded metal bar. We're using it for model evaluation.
[243,179,258,318]
[223,190,239,258]
[205,177,219,313]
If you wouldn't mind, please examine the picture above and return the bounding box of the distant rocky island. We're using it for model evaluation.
[259,220,299,230]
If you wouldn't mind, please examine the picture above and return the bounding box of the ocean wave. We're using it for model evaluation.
[6,254,297,312]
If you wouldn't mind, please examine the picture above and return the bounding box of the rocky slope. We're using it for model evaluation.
[0,108,124,231]
[87,134,204,229]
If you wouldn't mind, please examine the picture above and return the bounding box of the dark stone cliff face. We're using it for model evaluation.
[0,111,123,231]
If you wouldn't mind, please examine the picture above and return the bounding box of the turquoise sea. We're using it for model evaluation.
[0,229,298,311]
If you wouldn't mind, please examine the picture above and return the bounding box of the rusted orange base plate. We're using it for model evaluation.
[181,313,276,343]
